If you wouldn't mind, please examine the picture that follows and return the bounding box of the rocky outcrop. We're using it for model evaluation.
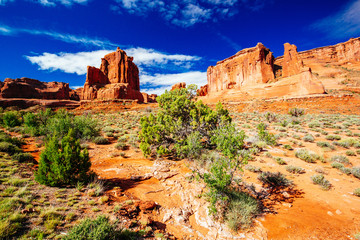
[82,47,145,103]
[171,82,186,91]
[205,40,331,100]
[197,84,208,96]
[0,77,78,100]
[282,43,305,78]
[207,43,275,94]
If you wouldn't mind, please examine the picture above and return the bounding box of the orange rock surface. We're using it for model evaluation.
[207,43,275,93]
[281,43,305,78]
[82,47,147,103]
[171,82,186,91]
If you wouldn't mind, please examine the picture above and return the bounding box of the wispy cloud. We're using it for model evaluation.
[0,0,90,6]
[311,0,360,39]
[112,0,266,27]
[0,24,117,48]
[217,33,241,51]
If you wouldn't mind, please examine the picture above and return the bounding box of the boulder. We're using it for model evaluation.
[207,43,275,94]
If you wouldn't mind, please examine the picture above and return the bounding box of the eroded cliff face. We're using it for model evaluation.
[82,47,148,103]
[0,77,77,100]
[207,43,275,93]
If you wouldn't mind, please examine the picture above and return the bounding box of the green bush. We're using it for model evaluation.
[139,85,231,158]
[289,108,305,117]
[94,136,110,145]
[2,111,21,128]
[330,155,349,164]
[295,149,319,163]
[354,188,360,197]
[352,167,360,179]
[0,142,20,155]
[258,171,292,187]
[311,174,331,190]
[257,123,276,146]
[285,165,305,174]
[64,215,136,240]
[12,152,34,162]
[35,129,92,187]
[303,134,315,142]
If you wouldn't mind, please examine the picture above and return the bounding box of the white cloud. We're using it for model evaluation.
[0,24,118,48]
[112,0,241,27]
[140,71,207,95]
[70,85,83,89]
[26,50,113,75]
[25,48,201,75]
[312,0,360,39]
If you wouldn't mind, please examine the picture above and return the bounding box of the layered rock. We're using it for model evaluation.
[282,43,305,78]
[207,43,275,93]
[0,77,78,100]
[82,47,145,103]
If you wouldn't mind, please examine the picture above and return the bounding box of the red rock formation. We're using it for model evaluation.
[197,84,208,96]
[282,43,305,78]
[207,43,275,94]
[0,77,75,100]
[141,93,157,103]
[82,47,144,103]
[171,82,186,91]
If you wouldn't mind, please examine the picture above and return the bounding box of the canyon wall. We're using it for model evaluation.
[207,43,275,93]
[0,77,78,100]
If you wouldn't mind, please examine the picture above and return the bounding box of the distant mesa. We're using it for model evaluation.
[81,47,156,104]
[200,37,360,101]
[171,82,186,91]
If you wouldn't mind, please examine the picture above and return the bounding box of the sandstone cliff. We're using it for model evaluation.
[0,77,78,100]
[82,47,149,103]
[207,43,275,94]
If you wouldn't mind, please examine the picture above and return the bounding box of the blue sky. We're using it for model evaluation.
[0,0,359,94]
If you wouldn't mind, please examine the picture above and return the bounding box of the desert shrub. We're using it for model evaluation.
[352,167,360,179]
[289,108,304,117]
[94,136,110,145]
[295,149,319,163]
[316,141,335,150]
[334,138,360,149]
[330,155,350,164]
[12,152,34,162]
[325,135,341,141]
[286,165,305,174]
[225,191,259,231]
[257,123,276,146]
[115,142,128,150]
[2,111,21,128]
[264,112,277,123]
[331,162,344,169]
[139,85,232,158]
[303,134,315,142]
[339,167,352,175]
[0,142,20,155]
[354,188,360,197]
[258,171,292,187]
[346,150,356,156]
[245,165,261,173]
[35,129,92,187]
[274,157,286,165]
[311,174,331,190]
[64,215,135,240]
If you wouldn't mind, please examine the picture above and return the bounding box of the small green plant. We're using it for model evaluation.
[274,157,287,165]
[354,188,360,197]
[330,155,350,164]
[12,152,34,162]
[2,111,21,128]
[258,171,292,187]
[257,123,276,146]
[285,165,305,174]
[245,165,261,173]
[352,167,360,179]
[295,149,319,163]
[94,136,110,145]
[325,135,341,141]
[346,150,356,156]
[316,141,335,150]
[289,108,305,117]
[311,174,331,190]
[303,134,315,142]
